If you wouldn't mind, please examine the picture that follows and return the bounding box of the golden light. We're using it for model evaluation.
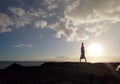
[88,43,103,57]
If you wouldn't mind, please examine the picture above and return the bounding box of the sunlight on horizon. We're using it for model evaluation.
[88,43,104,57]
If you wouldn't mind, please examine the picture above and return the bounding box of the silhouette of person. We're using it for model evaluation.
[80,43,87,62]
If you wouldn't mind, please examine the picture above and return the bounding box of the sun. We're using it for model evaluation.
[88,43,103,57]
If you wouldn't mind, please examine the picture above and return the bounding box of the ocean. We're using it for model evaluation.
[0,61,44,69]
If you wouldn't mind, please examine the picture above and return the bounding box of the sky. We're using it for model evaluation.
[0,0,120,62]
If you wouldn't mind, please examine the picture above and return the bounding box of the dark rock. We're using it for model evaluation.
[0,62,120,84]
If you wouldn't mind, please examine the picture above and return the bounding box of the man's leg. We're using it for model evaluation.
[84,57,87,62]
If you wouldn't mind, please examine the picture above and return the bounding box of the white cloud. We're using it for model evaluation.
[9,7,32,27]
[49,19,75,41]
[43,0,56,5]
[48,17,90,41]
[47,4,58,10]
[0,13,13,33]
[9,7,26,16]
[48,0,120,41]
[13,43,32,48]
[39,35,44,38]
[49,13,56,17]
[0,27,12,33]
[14,15,32,27]
[9,7,48,28]
[64,0,120,24]
[43,0,59,11]
[28,8,47,18]
[1,0,120,42]
[85,22,108,34]
[35,20,47,29]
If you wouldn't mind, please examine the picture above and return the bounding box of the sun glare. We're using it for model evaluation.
[88,43,103,57]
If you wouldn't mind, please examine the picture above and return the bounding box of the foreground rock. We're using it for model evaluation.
[0,62,120,84]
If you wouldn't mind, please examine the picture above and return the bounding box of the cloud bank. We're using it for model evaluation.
[35,20,47,29]
[13,43,32,48]
[0,0,120,41]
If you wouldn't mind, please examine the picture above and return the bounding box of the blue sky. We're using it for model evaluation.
[0,0,120,62]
